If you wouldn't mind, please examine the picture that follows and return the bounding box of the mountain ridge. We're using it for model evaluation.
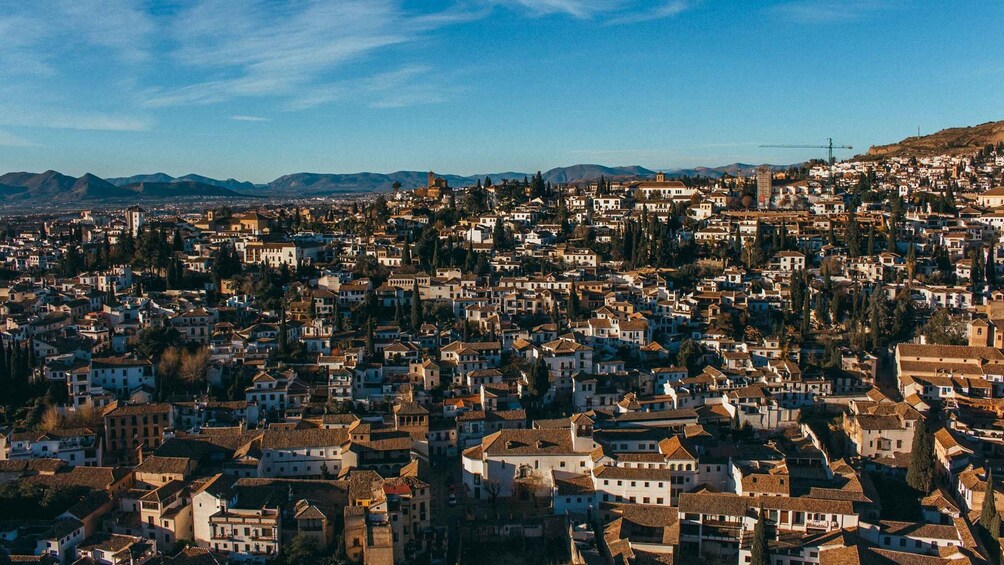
[0,162,795,203]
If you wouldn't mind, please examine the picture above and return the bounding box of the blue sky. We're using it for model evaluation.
[0,0,1001,183]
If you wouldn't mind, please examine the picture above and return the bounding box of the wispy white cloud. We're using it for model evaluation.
[0,1,156,133]
[494,0,622,18]
[50,0,154,64]
[285,65,454,111]
[493,0,695,21]
[0,130,40,148]
[607,1,694,25]
[772,0,892,23]
[0,106,151,132]
[144,0,697,111]
[0,1,153,75]
[230,115,270,122]
[144,0,479,110]
[0,0,697,132]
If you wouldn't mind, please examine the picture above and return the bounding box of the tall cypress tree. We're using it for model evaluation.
[988,246,998,288]
[0,338,7,404]
[750,509,769,565]
[401,241,412,266]
[800,293,811,338]
[365,318,375,356]
[982,469,998,532]
[846,211,860,257]
[973,246,986,295]
[906,418,935,493]
[410,280,421,331]
[569,283,581,322]
[529,359,550,401]
[869,289,887,352]
[991,512,1003,564]
[278,304,288,357]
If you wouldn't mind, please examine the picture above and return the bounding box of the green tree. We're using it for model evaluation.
[919,309,967,345]
[492,218,510,250]
[750,509,770,565]
[906,417,934,493]
[135,327,181,360]
[61,245,85,277]
[530,171,546,198]
[568,283,581,321]
[973,246,986,295]
[278,304,288,357]
[365,317,374,356]
[982,469,998,532]
[528,359,550,401]
[115,231,135,264]
[992,512,1003,565]
[989,246,998,289]
[869,289,889,352]
[401,240,412,266]
[280,534,321,565]
[890,295,914,340]
[410,280,422,331]
[846,211,861,257]
[677,339,701,375]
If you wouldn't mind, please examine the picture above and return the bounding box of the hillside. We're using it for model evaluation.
[107,173,259,192]
[66,173,135,201]
[861,120,1004,160]
[0,170,76,196]
[539,165,655,184]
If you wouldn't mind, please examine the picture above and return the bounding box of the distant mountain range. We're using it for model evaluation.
[105,173,259,193]
[0,170,248,204]
[4,118,1002,205]
[266,163,786,194]
[0,163,794,204]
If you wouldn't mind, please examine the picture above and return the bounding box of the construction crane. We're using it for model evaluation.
[759,138,852,190]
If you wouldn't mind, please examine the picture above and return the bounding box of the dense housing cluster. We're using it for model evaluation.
[2,146,1004,564]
